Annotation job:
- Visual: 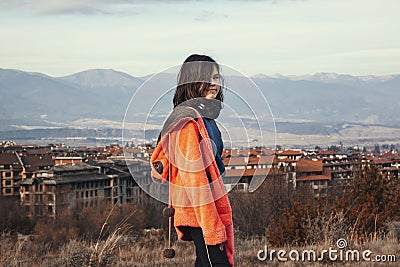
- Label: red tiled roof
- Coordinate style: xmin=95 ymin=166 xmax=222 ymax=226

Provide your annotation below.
xmin=222 ymin=149 xmax=240 ymax=158
xmin=277 ymin=158 xmax=297 ymax=163
xmin=263 ymin=149 xmax=277 ymax=155
xmin=297 ymin=175 xmax=331 ymax=181
xmin=372 ymin=158 xmax=394 ymax=164
xmin=125 ymin=148 xmax=142 ymax=154
xmin=248 ymin=155 xmax=275 ymax=165
xmin=379 ymin=152 xmax=400 ymax=160
xmin=238 ymin=149 xmax=269 ymax=156
xmin=223 ymin=148 xmax=275 ymax=159
xmin=296 ymin=158 xmax=323 ymax=173
xmin=111 ymin=148 xmax=124 ymax=155
xmin=223 ymin=156 xmax=246 ymax=166
xmin=225 ymin=168 xmax=271 ymax=178
xmin=278 ymin=150 xmax=303 ymax=156
xmin=224 ymin=155 xmax=276 ymax=166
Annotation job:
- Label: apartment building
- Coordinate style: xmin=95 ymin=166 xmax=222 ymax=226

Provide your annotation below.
xmin=19 ymin=163 xmax=114 ymax=218
xmin=0 ymin=152 xmax=23 ymax=198
xmin=18 ymin=156 xmax=151 ymax=218
xmin=0 ymin=150 xmax=54 ymax=198
xmin=295 ymin=158 xmax=331 ymax=198
xmin=223 ymin=149 xmax=276 ymax=192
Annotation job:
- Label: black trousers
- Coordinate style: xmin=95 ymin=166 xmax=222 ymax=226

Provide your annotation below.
xmin=181 ymin=226 xmax=231 ymax=267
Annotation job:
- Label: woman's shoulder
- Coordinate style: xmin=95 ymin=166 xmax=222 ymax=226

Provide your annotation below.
xmin=161 ymin=106 xmax=198 ymax=135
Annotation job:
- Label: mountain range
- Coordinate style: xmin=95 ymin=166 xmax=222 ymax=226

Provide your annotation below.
xmin=1 ymin=68 xmax=399 ymax=147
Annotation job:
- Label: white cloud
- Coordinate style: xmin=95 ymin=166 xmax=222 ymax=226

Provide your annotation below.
xmin=0 ymin=0 xmax=294 ymax=16
xmin=1 ymin=0 xmax=143 ymax=16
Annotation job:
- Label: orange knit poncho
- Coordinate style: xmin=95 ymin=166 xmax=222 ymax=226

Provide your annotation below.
xmin=151 ymin=110 xmax=234 ymax=266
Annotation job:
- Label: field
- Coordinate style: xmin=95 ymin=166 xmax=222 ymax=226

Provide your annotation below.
xmin=1 ymin=230 xmax=399 ymax=266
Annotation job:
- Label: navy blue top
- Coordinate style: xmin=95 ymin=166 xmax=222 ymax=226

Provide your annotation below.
xmin=203 ymin=118 xmax=225 ymax=177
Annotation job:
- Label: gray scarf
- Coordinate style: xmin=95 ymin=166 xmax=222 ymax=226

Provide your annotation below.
xmin=158 ymin=98 xmax=222 ymax=141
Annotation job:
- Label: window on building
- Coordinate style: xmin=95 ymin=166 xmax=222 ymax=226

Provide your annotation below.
xmin=48 ymin=194 xmax=53 ymax=202
xmin=90 ymin=191 xmax=93 ymax=197
xmin=24 ymin=185 xmax=30 ymax=192
xmin=5 ymin=180 xmax=12 ymax=186
xmin=5 ymin=188 xmax=12 ymax=194
xmin=25 ymin=194 xmax=30 ymax=201
xmin=48 ymin=206 xmax=53 ymax=214
xmin=37 ymin=195 xmax=43 ymax=202
xmin=25 ymin=206 xmax=30 ymax=213
xmin=5 ymin=172 xmax=11 ymax=177
xmin=86 ymin=191 xmax=88 ymax=198
xmin=105 ymin=189 xmax=111 ymax=198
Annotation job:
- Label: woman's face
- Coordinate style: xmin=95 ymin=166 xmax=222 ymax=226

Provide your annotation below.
xmin=202 ymin=66 xmax=220 ymax=99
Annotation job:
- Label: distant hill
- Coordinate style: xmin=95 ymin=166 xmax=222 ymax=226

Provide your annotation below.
xmin=0 ymin=68 xmax=143 ymax=131
xmin=59 ymin=69 xmax=142 ymax=92
xmin=1 ymin=68 xmax=399 ymax=146
xmin=252 ymin=75 xmax=400 ymax=126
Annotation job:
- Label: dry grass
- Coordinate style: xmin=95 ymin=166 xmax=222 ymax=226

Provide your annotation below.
xmin=1 ymin=203 xmax=399 ymax=266
xmin=1 ymin=230 xmax=398 ymax=266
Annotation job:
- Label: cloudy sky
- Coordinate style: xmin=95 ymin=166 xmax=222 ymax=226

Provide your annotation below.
xmin=0 ymin=0 xmax=399 ymax=77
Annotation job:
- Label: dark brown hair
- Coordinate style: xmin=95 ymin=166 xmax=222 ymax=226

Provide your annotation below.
xmin=173 ymin=54 xmax=224 ymax=107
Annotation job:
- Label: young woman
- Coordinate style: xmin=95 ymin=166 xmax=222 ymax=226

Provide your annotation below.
xmin=151 ymin=54 xmax=234 ymax=266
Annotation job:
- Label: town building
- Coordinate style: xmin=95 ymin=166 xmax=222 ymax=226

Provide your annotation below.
xmin=0 ymin=152 xmax=23 ymax=198
xmin=295 ymin=158 xmax=331 ymax=198
xmin=2 ymin=140 xmax=400 ymax=219
xmin=0 ymin=151 xmax=54 ymax=198
xmin=19 ymin=163 xmax=114 ymax=218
